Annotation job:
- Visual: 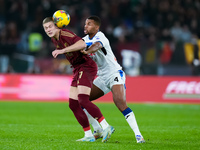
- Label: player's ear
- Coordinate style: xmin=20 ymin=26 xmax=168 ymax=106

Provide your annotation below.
xmin=96 ymin=25 xmax=99 ymax=31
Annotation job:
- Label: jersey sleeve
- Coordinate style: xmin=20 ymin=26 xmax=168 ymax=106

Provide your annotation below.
xmin=61 ymin=29 xmax=82 ymax=45
xmin=95 ymin=32 xmax=109 ymax=48
xmin=72 ymin=35 xmax=82 ymax=43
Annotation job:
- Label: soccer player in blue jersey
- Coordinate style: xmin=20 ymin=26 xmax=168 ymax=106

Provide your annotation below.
xmin=81 ymin=16 xmax=145 ymax=143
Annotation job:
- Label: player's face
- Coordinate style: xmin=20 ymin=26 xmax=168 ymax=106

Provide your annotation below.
xmin=43 ymin=21 xmax=58 ymax=38
xmin=84 ymin=19 xmax=99 ymax=35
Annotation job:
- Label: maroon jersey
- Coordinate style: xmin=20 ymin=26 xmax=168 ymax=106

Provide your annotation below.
xmin=51 ymin=29 xmax=90 ymax=68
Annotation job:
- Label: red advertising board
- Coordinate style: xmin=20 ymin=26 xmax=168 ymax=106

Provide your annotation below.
xmin=0 ymin=74 xmax=72 ymax=101
xmin=98 ymin=76 xmax=200 ymax=103
xmin=0 ymin=74 xmax=200 ymax=103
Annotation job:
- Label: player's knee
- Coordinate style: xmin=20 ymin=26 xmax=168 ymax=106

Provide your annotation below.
xmin=78 ymin=94 xmax=90 ymax=108
xmin=113 ymin=97 xmax=127 ymax=111
xmin=69 ymin=98 xmax=79 ymax=111
xmin=113 ymin=96 xmax=125 ymax=104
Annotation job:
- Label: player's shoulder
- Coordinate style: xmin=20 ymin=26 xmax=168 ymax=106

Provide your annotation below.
xmin=93 ymin=31 xmax=106 ymax=41
xmin=60 ymin=28 xmax=76 ymax=37
xmin=95 ymin=31 xmax=105 ymax=37
xmin=82 ymin=35 xmax=89 ymax=40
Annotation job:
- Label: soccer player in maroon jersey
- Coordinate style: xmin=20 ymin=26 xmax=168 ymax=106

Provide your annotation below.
xmin=42 ymin=17 xmax=114 ymax=142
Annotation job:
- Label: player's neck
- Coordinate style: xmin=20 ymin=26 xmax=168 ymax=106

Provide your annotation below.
xmin=89 ymin=31 xmax=98 ymax=39
xmin=54 ymin=29 xmax=60 ymax=40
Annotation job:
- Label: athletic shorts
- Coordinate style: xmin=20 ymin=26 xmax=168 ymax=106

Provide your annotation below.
xmin=93 ymin=70 xmax=126 ymax=94
xmin=71 ymin=60 xmax=97 ymax=88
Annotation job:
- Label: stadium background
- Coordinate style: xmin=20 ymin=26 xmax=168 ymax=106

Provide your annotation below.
xmin=0 ymin=1 xmax=200 ymax=150
xmin=0 ymin=0 xmax=200 ymax=103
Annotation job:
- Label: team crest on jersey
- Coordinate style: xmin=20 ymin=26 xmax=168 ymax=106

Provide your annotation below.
xmin=95 ymin=36 xmax=100 ymax=40
xmin=64 ymin=43 xmax=68 ymax=47
xmin=57 ymin=45 xmax=59 ymax=48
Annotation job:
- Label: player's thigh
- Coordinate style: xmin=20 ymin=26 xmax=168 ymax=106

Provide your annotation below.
xmin=109 ymin=70 xmax=126 ymax=90
xmin=77 ymin=85 xmax=91 ymax=95
xmin=93 ymin=76 xmax=110 ymax=95
xmin=90 ymin=83 xmax=104 ymax=101
xmin=110 ymin=70 xmax=126 ymax=100
xmin=69 ymin=86 xmax=78 ymax=100
xmin=78 ymin=65 xmax=97 ymax=88
xmin=109 ymin=71 xmax=127 ymax=111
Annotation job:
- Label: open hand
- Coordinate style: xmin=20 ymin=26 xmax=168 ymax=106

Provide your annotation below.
xmin=52 ymin=49 xmax=64 ymax=58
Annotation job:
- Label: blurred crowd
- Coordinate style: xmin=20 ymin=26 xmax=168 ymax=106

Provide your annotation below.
xmin=0 ymin=0 xmax=200 ymax=75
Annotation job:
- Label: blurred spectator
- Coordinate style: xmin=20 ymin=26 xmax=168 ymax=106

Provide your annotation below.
xmin=184 ymin=35 xmax=200 ymax=76
xmin=180 ymin=25 xmax=192 ymax=42
xmin=121 ymin=50 xmax=141 ymax=76
xmin=170 ymin=22 xmax=182 ymax=42
xmin=28 ymin=32 xmax=43 ymax=56
xmin=0 ymin=22 xmax=19 ymax=57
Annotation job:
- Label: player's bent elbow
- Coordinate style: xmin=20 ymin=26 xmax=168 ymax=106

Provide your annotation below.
xmin=79 ymin=40 xmax=87 ymax=49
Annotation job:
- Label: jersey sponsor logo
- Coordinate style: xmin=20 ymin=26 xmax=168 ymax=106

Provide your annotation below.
xmin=164 ymin=81 xmax=200 ymax=99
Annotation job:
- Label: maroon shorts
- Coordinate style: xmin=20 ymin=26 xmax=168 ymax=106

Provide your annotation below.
xmin=71 ymin=59 xmax=97 ymax=88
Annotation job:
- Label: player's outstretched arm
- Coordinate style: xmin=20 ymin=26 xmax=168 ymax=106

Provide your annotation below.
xmin=81 ymin=42 xmax=102 ymax=54
xmin=52 ymin=40 xmax=86 ymax=58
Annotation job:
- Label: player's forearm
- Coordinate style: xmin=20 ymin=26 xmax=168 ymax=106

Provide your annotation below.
xmin=87 ymin=42 xmax=102 ymax=53
xmin=63 ymin=40 xmax=86 ymax=53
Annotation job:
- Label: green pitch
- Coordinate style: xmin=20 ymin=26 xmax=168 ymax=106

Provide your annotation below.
xmin=0 ymin=101 xmax=199 ymax=150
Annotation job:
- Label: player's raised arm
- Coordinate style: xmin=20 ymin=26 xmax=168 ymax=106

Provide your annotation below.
xmin=52 ymin=39 xmax=86 ymax=58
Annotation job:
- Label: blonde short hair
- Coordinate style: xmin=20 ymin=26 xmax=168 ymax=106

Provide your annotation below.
xmin=42 ymin=17 xmax=53 ymax=24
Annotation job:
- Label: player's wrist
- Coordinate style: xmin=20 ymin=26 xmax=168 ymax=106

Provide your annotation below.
xmin=63 ymin=48 xmax=68 ymax=53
